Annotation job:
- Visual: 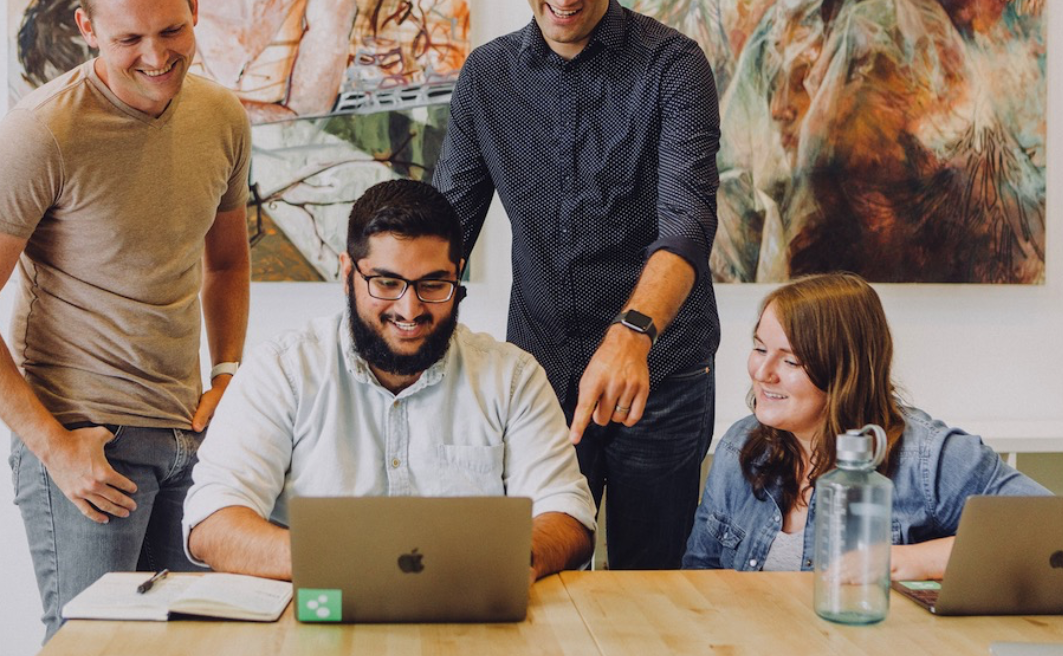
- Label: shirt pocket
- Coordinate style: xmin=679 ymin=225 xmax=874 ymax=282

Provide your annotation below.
xmin=707 ymin=512 xmax=746 ymax=570
xmin=434 ymin=444 xmax=506 ymax=496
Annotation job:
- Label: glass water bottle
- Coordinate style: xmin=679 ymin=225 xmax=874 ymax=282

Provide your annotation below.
xmin=813 ymin=424 xmax=893 ymax=625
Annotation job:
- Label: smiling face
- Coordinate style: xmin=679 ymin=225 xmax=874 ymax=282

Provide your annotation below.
xmin=342 ymin=233 xmax=461 ymax=391
xmin=75 ymin=0 xmax=198 ymax=117
xmin=747 ymin=302 xmax=828 ymax=446
xmin=526 ymin=0 xmax=610 ymax=60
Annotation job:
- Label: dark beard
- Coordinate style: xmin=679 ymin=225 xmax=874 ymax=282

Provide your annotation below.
xmin=347 ymin=282 xmax=459 ymax=377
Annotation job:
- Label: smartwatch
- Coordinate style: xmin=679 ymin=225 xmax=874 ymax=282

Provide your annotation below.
xmin=611 ymin=309 xmax=658 ymax=345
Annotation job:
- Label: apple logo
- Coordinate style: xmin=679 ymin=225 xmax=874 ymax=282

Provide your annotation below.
xmin=398 ymin=548 xmax=425 ymax=573
xmin=1051 ymin=551 xmax=1063 ymax=569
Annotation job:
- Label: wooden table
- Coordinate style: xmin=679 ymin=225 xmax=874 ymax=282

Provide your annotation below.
xmin=37 ymin=575 xmax=599 ymax=656
xmin=560 ymin=571 xmax=1063 ymax=655
xmin=39 ymin=572 xmax=1063 ymax=655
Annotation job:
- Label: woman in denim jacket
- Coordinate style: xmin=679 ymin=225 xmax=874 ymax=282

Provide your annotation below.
xmin=682 ymin=273 xmax=1050 ymax=579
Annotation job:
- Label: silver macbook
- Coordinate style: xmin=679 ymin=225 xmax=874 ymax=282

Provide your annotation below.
xmin=893 ymin=496 xmax=1063 ymax=615
xmin=289 ymin=496 xmax=532 ymax=623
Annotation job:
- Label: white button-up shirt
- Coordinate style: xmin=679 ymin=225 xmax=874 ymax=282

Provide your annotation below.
xmin=183 ymin=311 xmax=596 ymax=562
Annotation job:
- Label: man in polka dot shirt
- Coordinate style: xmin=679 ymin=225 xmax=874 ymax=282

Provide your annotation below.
xmin=434 ymin=0 xmax=720 ymax=569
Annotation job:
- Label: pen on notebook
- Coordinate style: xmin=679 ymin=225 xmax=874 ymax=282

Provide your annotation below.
xmin=137 ymin=569 xmax=169 ymax=594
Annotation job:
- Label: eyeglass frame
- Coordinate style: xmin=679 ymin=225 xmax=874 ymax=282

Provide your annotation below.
xmin=352 ymin=263 xmax=462 ymax=304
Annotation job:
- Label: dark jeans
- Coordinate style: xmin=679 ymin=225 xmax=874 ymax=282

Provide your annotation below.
xmin=10 ymin=425 xmax=204 ymax=642
xmin=567 ymin=361 xmax=715 ymax=570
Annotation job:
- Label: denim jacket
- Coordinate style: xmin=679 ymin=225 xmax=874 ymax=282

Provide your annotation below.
xmin=682 ymin=407 xmax=1050 ymax=571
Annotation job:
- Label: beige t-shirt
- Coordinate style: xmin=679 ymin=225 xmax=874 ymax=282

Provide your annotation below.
xmin=0 ymin=60 xmax=251 ymax=428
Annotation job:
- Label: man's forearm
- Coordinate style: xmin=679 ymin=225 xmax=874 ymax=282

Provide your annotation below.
xmin=530 ymin=512 xmax=594 ymax=580
xmin=189 ymin=506 xmax=292 ymax=580
xmin=201 ymin=265 xmax=250 ymax=368
xmin=201 ymin=206 xmax=251 ymax=368
xmin=0 ymin=333 xmax=67 ymax=459
xmin=622 ymin=250 xmax=696 ymax=336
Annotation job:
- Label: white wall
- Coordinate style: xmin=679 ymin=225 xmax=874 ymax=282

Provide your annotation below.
xmin=1 ymin=2 xmax=1059 ymax=654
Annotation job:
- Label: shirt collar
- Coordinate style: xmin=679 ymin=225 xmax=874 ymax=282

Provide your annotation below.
xmin=340 ymin=305 xmax=453 ymax=397
xmin=85 ymin=58 xmax=182 ymax=126
xmin=520 ymin=0 xmax=627 ymax=62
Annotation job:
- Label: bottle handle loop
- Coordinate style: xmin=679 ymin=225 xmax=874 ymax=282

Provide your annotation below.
xmin=855 ymin=424 xmax=887 ymax=468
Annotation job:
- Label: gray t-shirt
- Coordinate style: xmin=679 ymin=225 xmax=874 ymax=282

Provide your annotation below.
xmin=763 ymin=528 xmax=805 ymax=571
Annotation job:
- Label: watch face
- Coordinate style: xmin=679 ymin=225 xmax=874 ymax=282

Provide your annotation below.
xmin=622 ymin=310 xmax=653 ymax=333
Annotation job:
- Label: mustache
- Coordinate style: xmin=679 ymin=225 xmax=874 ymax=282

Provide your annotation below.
xmin=381 ymin=313 xmax=432 ymax=325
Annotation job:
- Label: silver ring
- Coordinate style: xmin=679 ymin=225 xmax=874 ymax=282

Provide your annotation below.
xmin=614 ymin=405 xmax=631 ymax=414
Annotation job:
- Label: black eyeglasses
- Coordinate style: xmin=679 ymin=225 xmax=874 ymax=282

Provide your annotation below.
xmin=353 ymin=265 xmax=459 ymax=303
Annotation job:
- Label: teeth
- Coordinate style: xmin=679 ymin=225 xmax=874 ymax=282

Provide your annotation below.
xmin=549 ymin=5 xmax=578 ymax=17
xmin=394 ymin=321 xmax=418 ymax=331
xmin=142 ymin=61 xmax=176 ymax=77
xmin=764 ymin=392 xmax=785 ymax=400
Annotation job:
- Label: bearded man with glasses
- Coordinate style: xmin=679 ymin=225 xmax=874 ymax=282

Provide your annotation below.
xmin=183 ymin=179 xmax=596 ymax=584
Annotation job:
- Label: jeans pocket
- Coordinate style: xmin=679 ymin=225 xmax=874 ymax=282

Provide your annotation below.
xmin=666 ymin=362 xmax=712 ymax=381
xmin=104 ymin=425 xmax=126 ymax=448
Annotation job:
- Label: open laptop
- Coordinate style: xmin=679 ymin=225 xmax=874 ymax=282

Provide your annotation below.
xmin=892 ymin=496 xmax=1063 ymax=615
xmin=289 ymin=496 xmax=532 ymax=623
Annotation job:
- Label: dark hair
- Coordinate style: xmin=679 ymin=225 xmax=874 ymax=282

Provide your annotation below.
xmin=346 ymin=179 xmax=463 ymax=268
xmin=739 ymin=272 xmax=905 ymax=513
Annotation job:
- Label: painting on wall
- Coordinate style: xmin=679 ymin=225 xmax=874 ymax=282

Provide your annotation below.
xmin=8 ymin=0 xmax=470 ymax=281
xmin=624 ymin=0 xmax=1046 ymax=283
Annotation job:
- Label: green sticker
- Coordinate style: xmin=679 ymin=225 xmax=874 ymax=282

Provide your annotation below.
xmin=899 ymin=581 xmax=941 ymax=590
xmin=297 ymin=588 xmax=342 ymax=622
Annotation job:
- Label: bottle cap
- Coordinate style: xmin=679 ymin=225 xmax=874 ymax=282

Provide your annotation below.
xmin=836 ymin=424 xmax=887 ymax=470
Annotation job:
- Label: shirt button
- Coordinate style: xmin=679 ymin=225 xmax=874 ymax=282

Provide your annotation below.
xmin=749 ymin=559 xmax=758 ymax=567
xmin=391 ymin=458 xmax=401 ymax=468
xmin=805 ymin=559 xmax=813 ymax=567
xmin=392 ymin=400 xmax=400 ymax=408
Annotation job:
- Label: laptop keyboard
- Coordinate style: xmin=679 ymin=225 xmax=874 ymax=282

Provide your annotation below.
xmin=903 ymin=586 xmax=939 ymax=607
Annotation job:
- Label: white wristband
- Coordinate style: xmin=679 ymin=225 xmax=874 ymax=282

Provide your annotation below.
xmin=210 ymin=361 xmax=240 ymax=380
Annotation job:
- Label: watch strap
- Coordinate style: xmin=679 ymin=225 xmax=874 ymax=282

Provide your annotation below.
xmin=210 ymin=361 xmax=240 ymax=380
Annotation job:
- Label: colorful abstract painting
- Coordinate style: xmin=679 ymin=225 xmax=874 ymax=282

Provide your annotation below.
xmin=624 ymin=0 xmax=1046 ymax=283
xmin=8 ymin=0 xmax=470 ymax=281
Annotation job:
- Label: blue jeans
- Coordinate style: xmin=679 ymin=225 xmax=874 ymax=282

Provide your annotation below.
xmin=9 ymin=426 xmax=204 ymax=642
xmin=568 ymin=362 xmax=715 ymax=570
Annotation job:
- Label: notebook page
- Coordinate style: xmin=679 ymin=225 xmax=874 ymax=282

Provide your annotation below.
xmin=62 ymin=573 xmax=197 ymax=621
xmin=169 ymin=574 xmax=292 ymax=621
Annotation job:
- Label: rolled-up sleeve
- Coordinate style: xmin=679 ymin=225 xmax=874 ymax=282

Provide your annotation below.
xmin=646 ymin=41 xmax=721 ymax=281
xmin=182 ymin=343 xmax=298 ymax=565
xmin=501 ymin=354 xmax=597 ymax=532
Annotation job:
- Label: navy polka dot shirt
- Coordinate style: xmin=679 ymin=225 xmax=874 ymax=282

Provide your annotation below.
xmin=435 ymin=0 xmax=721 ymax=406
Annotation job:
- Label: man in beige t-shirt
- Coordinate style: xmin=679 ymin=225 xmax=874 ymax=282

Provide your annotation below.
xmin=0 ymin=0 xmax=251 ymax=641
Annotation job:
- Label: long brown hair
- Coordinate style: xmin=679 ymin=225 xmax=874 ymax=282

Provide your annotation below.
xmin=739 ymin=273 xmax=905 ymax=513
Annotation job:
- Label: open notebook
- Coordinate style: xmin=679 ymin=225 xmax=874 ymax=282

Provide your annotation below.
xmin=62 ymin=572 xmax=292 ymax=622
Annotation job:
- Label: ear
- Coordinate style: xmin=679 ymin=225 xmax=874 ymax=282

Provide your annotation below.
xmin=189 ymin=0 xmax=199 ymax=26
xmin=458 ymin=257 xmax=467 ymax=280
xmin=74 ymin=8 xmax=99 ymax=49
xmin=339 ymin=253 xmax=353 ymax=293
